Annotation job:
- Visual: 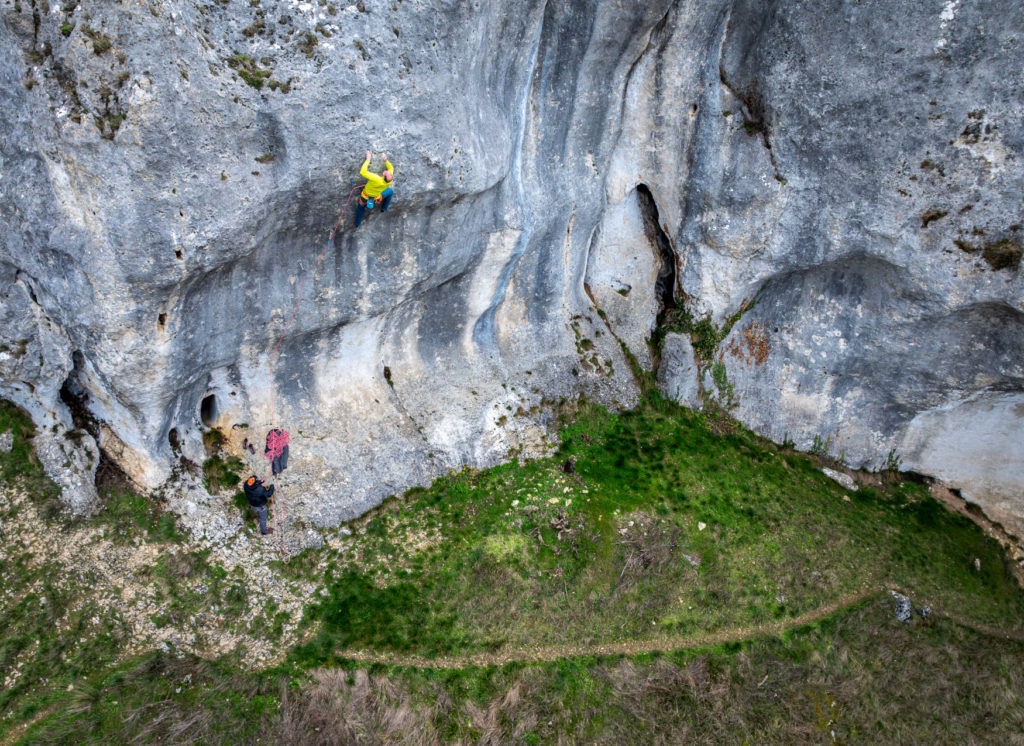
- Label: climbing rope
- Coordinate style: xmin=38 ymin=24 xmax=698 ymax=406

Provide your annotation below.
xmin=264 ymin=429 xmax=290 ymax=557
xmin=260 ymin=179 xmax=366 ymax=559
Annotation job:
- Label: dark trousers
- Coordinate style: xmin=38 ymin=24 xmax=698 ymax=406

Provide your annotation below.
xmin=271 ymin=444 xmax=289 ymax=475
xmin=254 ymin=504 xmax=268 ymax=533
xmin=354 ymin=188 xmax=393 ymax=227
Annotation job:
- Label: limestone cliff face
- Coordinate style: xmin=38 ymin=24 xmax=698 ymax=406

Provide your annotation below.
xmin=1 ymin=0 xmax=1021 ymax=541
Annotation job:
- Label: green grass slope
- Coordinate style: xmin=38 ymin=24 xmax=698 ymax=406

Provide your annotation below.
xmin=2 ymin=395 xmax=1023 ymax=744
xmin=293 ymin=395 xmax=1023 ymax=664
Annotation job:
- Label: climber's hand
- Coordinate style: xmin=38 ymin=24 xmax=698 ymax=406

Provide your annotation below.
xmin=366 ymin=150 xmax=372 ymax=161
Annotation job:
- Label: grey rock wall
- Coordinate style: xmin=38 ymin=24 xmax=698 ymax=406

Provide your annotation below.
xmin=686 ymin=0 xmax=1024 ymax=534
xmin=1 ymin=0 xmax=1021 ymax=539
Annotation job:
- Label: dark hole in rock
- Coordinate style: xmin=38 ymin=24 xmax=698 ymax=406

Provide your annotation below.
xmin=200 ymin=394 xmax=218 ymax=427
xmin=168 ymin=427 xmax=180 ymax=450
xmin=59 ymin=351 xmax=97 ymax=438
xmin=636 ymin=183 xmax=676 ymax=316
xmin=158 ymin=313 xmax=167 ymax=328
xmin=175 ymin=249 xmax=183 ymax=260
xmin=383 ymin=366 xmax=392 ymax=381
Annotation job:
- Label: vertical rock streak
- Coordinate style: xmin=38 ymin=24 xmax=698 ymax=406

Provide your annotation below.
xmin=471 ymin=0 xmax=548 ymax=351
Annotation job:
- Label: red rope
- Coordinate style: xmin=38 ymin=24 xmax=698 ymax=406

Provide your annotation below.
xmin=265 ymin=429 xmax=289 ymax=461
xmin=262 ymin=181 xmax=365 ymax=559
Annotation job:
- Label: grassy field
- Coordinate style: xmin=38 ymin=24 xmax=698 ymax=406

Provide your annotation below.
xmin=2 ymin=394 xmax=1024 ymax=744
xmin=291 ymin=394 xmax=1023 ymax=664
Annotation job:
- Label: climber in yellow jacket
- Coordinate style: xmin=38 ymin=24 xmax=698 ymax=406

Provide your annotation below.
xmin=355 ymin=150 xmax=394 ymax=227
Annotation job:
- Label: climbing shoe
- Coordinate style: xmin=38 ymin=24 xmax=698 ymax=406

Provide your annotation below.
xmin=261 ymin=528 xmax=274 ymax=535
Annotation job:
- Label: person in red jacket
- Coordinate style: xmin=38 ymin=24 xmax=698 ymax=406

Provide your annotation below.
xmin=355 ymin=150 xmax=394 ymax=227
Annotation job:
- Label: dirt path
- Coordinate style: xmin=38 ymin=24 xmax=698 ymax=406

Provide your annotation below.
xmin=336 ymin=588 xmax=880 ymax=669
xmin=334 ymin=587 xmax=1024 ymax=670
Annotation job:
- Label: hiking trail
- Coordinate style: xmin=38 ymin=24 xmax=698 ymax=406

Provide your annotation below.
xmin=331 ymin=585 xmax=1024 ymax=670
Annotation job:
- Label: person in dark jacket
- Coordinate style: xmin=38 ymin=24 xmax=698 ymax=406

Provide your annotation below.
xmin=243 ymin=475 xmax=275 ymax=535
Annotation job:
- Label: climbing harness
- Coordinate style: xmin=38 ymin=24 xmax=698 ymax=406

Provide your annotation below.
xmin=260 ymin=179 xmax=366 ymax=559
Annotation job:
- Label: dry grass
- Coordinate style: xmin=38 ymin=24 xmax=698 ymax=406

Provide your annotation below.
xmin=273 ymin=669 xmax=443 ymax=745
xmin=613 ymin=512 xmax=686 ymax=593
xmin=278 ymin=597 xmax=1024 ymax=744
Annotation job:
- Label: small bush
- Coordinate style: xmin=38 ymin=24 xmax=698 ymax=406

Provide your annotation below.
xmin=299 ymin=32 xmax=318 ymax=58
xmin=203 ymin=455 xmax=244 ymax=493
xmin=202 ymin=427 xmax=225 ymax=454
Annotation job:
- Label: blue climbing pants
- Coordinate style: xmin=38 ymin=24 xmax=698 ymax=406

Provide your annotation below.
xmin=354 ymin=187 xmax=393 ymax=227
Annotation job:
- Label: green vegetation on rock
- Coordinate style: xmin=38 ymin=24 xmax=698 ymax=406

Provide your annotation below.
xmin=0 ymin=401 xmax=59 ymax=502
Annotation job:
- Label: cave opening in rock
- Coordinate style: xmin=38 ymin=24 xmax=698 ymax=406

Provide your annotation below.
xmin=200 ymin=394 xmax=218 ymax=427
xmin=59 ymin=351 xmax=96 ymax=438
xmin=168 ymin=427 xmax=180 ymax=451
xmin=635 ymin=183 xmax=677 ymax=317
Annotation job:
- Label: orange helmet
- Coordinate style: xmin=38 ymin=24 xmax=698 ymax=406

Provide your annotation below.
xmin=247 ymin=476 xmax=257 ymax=486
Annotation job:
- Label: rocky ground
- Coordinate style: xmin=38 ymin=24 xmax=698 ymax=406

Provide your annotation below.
xmin=0 ymin=482 xmax=325 ymax=680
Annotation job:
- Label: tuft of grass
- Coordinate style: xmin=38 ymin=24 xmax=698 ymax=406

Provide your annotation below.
xmin=955 ymin=236 xmax=1023 ymax=271
xmin=226 ymin=53 xmax=272 ymax=89
xmin=93 ymin=486 xmax=181 ymax=543
xmin=202 ymin=427 xmax=225 ymax=454
xmin=242 ymin=18 xmax=265 ymax=37
xmin=0 ymin=400 xmax=60 ymax=500
xmin=81 ymin=26 xmax=112 ymax=54
xmin=920 ymin=209 xmax=948 ymax=228
xmin=202 ymin=455 xmax=244 ymax=493
xmin=299 ymin=32 xmax=318 ymax=58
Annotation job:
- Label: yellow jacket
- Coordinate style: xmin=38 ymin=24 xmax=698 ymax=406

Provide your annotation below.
xmin=360 ymin=159 xmax=394 ymax=199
